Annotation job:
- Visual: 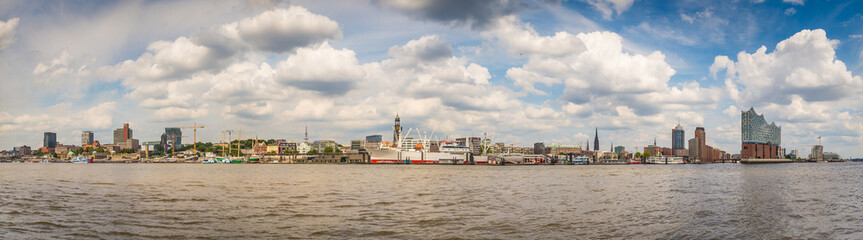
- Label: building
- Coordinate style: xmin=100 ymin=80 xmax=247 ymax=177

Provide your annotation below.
xmin=312 ymin=140 xmax=339 ymax=153
xmin=593 ymin=127 xmax=599 ymax=151
xmin=614 ymin=146 xmax=625 ymax=154
xmin=165 ymin=128 xmax=182 ymax=147
xmin=688 ymin=138 xmax=699 ymax=160
xmin=366 ymin=135 xmax=382 ymax=143
xmin=280 ymin=142 xmax=297 ymax=153
xmin=823 ymin=152 xmax=840 ymax=161
xmin=470 ymin=137 xmax=482 ymax=154
xmin=14 ymin=145 xmax=31 ymax=156
xmin=351 ymin=140 xmax=366 ymax=150
xmin=741 ymin=108 xmax=781 ymax=159
xmin=81 ymin=131 xmax=94 ymax=146
xmin=534 ymin=142 xmax=545 ymax=154
xmin=810 ymin=145 xmax=823 ymax=161
xmin=672 ymin=124 xmax=686 ymax=156
xmin=43 ymin=132 xmax=57 ymax=148
xmin=297 ymin=142 xmax=311 ymax=154
xmin=790 ymin=149 xmax=799 ymax=159
xmin=695 ymin=127 xmax=707 ymax=163
xmin=254 ymin=141 xmax=267 ymax=154
xmin=548 ymin=143 xmax=581 ymax=155
xmin=266 ymin=145 xmax=280 ymax=153
xmin=113 ymin=123 xmax=133 ymax=145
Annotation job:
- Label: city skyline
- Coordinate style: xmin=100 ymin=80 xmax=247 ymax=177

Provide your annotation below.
xmin=1 ymin=1 xmax=863 ymax=157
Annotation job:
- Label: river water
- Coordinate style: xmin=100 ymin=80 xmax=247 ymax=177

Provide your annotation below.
xmin=1 ymin=163 xmax=861 ymax=239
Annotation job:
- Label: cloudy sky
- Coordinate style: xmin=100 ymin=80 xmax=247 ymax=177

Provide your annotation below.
xmin=1 ymin=0 xmax=862 ymax=157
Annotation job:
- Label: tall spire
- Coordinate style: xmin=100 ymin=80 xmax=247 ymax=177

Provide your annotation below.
xmin=593 ymin=127 xmax=599 ymax=151
xmin=654 ymin=137 xmax=657 ymax=146
xmin=304 ymin=125 xmax=309 ymax=142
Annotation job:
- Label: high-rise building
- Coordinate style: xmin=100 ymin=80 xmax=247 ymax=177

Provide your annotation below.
xmin=164 ymin=128 xmax=182 ymax=148
xmin=366 ymin=135 xmax=382 ymax=143
xmin=534 ymin=142 xmax=545 ymax=154
xmin=614 ymin=146 xmax=625 ymax=154
xmin=43 ymin=132 xmax=57 ymax=148
xmin=81 ymin=131 xmax=94 ymax=146
xmin=695 ymin=127 xmax=707 ymax=163
xmin=113 ymin=123 xmax=133 ymax=144
xmin=672 ymin=124 xmax=685 ymax=149
xmin=810 ymin=145 xmax=823 ymax=161
xmin=688 ymin=138 xmax=699 ymax=160
xmin=741 ymin=108 xmax=781 ymax=159
xmin=593 ymin=127 xmax=599 ymax=151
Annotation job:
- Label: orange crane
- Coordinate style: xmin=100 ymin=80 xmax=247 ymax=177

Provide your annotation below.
xmin=172 ymin=122 xmax=205 ymax=153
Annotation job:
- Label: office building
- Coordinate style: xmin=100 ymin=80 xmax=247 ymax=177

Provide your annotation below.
xmin=688 ymin=138 xmax=699 ymax=160
xmin=43 ymin=132 xmax=57 ymax=148
xmin=113 ymin=123 xmax=133 ymax=145
xmin=534 ymin=142 xmax=545 ymax=154
xmin=695 ymin=127 xmax=707 ymax=163
xmin=672 ymin=124 xmax=686 ymax=156
xmin=614 ymin=146 xmax=625 ymax=154
xmin=81 ymin=131 xmax=94 ymax=146
xmin=366 ymin=135 xmax=382 ymax=143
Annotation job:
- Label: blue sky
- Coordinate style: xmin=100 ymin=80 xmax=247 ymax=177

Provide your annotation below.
xmin=1 ymin=0 xmax=862 ymax=158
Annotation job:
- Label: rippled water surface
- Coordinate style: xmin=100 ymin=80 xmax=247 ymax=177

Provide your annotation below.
xmin=1 ymin=163 xmax=862 ymax=239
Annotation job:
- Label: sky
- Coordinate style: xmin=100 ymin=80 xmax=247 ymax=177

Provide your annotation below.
xmin=1 ymin=0 xmax=862 ymax=158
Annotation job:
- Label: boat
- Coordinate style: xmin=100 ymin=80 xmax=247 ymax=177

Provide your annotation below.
xmin=202 ymin=158 xmax=216 ymax=163
xmin=248 ymin=155 xmax=261 ymax=163
xmin=71 ymin=156 xmax=91 ymax=163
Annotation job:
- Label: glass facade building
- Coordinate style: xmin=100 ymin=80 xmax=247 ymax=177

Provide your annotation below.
xmin=672 ymin=124 xmax=685 ymax=150
xmin=741 ymin=108 xmax=781 ymax=146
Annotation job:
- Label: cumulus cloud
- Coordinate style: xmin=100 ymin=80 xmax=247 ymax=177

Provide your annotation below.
xmin=489 ymin=16 xmax=586 ymax=57
xmin=236 ymin=6 xmax=342 ymax=53
xmin=32 ymin=50 xmax=93 ymax=86
xmin=275 ymin=42 xmax=364 ymax=95
xmin=388 ymin=35 xmax=453 ymax=64
xmin=710 ymin=29 xmax=863 ymax=107
xmin=0 ymin=17 xmax=19 ymax=51
xmin=375 ymin=0 xmax=531 ymax=30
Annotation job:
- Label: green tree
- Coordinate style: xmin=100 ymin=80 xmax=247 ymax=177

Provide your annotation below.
xmin=635 ymin=152 xmax=642 ymax=158
xmin=324 ymin=147 xmax=334 ymax=153
xmin=308 ymin=149 xmax=319 ymax=154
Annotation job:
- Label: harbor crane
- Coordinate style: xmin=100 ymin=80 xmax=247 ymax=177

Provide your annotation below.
xmin=171 ymin=122 xmax=205 ymax=153
xmin=166 ymin=134 xmax=188 ymax=157
xmin=222 ymin=130 xmax=235 ymax=157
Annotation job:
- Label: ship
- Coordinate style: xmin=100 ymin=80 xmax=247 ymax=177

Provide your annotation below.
xmin=367 ymin=115 xmax=489 ymax=164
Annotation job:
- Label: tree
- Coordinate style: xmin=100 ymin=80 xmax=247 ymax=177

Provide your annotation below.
xmin=635 ymin=152 xmax=642 ymax=158
xmin=308 ymin=149 xmax=319 ymax=154
xmin=324 ymin=147 xmax=334 ymax=153
xmin=643 ymin=152 xmax=651 ymax=159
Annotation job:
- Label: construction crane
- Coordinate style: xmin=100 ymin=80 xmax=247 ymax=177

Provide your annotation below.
xmin=222 ymin=130 xmax=234 ymax=158
xmin=166 ymin=134 xmax=188 ymax=157
xmin=171 ymin=122 xmax=205 ymax=153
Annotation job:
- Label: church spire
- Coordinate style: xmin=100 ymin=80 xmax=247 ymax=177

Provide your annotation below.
xmin=593 ymin=127 xmax=599 ymax=151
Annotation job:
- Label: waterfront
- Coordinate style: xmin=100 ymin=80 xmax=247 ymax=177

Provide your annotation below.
xmin=1 ymin=163 xmax=862 ymax=239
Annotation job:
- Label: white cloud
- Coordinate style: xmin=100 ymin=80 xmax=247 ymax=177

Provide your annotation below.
xmin=783 ymin=0 xmax=804 ymax=5
xmin=275 ymin=42 xmax=365 ymax=95
xmin=785 ymin=8 xmax=796 ymax=16
xmin=489 ymin=16 xmax=586 ymax=57
xmin=582 ymin=0 xmax=636 ymax=20
xmin=0 ymin=17 xmax=19 ymax=51
xmin=711 ymin=29 xmax=863 ymax=107
xmin=236 ymin=6 xmax=342 ymax=53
